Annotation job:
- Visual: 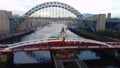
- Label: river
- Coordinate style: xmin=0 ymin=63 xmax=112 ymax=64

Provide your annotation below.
xmin=13 ymin=22 xmax=120 ymax=68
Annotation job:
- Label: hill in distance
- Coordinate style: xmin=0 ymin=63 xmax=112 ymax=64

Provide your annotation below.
xmin=82 ymin=13 xmax=93 ymax=17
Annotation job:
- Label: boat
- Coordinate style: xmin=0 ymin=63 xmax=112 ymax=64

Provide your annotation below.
xmin=58 ymin=27 xmax=68 ymax=40
xmin=47 ymin=27 xmax=68 ymax=41
xmin=47 ymin=36 xmax=59 ymax=40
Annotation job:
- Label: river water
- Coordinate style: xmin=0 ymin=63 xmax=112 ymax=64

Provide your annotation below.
xmin=13 ymin=22 xmax=120 ymax=68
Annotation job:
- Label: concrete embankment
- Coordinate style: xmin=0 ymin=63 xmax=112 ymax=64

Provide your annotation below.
xmin=0 ymin=30 xmax=34 ymax=43
xmin=68 ymin=27 xmax=119 ymax=42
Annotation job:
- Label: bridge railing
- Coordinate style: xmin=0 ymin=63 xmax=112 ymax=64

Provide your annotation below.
xmin=3 ymin=40 xmax=112 ymax=48
xmin=106 ymin=42 xmax=120 ymax=45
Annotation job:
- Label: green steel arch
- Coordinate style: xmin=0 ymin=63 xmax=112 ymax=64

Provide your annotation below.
xmin=13 ymin=1 xmax=95 ymax=31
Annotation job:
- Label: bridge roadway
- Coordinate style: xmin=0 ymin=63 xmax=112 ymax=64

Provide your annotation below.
xmin=53 ymin=59 xmax=88 ymax=68
xmin=52 ymin=50 xmax=88 ymax=68
xmin=0 ymin=39 xmax=120 ymax=53
xmin=12 ymin=17 xmax=77 ymax=20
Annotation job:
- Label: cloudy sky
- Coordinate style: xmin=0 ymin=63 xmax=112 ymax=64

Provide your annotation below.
xmin=0 ymin=0 xmax=120 ymax=18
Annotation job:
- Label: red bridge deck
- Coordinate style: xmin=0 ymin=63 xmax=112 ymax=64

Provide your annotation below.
xmin=0 ymin=40 xmax=120 ymax=53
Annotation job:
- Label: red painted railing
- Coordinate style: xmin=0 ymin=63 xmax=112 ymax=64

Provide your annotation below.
xmin=0 ymin=40 xmax=120 ymax=53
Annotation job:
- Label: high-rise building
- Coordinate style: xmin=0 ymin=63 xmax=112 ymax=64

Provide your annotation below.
xmin=0 ymin=10 xmax=12 ymax=33
xmin=93 ymin=15 xmax=99 ymax=21
xmin=107 ymin=13 xmax=111 ymax=19
xmin=93 ymin=14 xmax=106 ymax=31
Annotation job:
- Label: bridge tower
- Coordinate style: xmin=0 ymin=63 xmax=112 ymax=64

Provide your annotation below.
xmin=0 ymin=10 xmax=12 ymax=33
xmin=93 ymin=14 xmax=106 ymax=31
xmin=107 ymin=13 xmax=111 ymax=19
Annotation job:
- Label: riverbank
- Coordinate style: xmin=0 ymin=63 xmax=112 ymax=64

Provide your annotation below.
xmin=68 ymin=27 xmax=120 ymax=42
xmin=0 ymin=30 xmax=34 ymax=44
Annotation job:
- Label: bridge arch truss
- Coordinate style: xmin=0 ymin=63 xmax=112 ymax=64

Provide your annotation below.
xmin=24 ymin=2 xmax=83 ymax=19
xmin=13 ymin=1 xmax=95 ymax=31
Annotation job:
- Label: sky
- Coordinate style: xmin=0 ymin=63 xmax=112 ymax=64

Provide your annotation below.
xmin=0 ymin=0 xmax=120 ymax=18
